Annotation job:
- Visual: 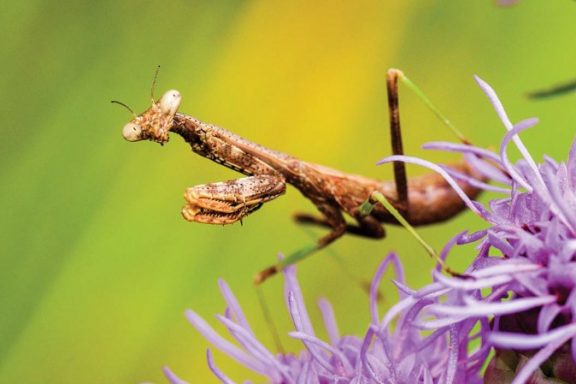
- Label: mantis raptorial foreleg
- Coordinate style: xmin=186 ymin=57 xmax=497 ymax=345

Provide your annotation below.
xmin=182 ymin=175 xmax=286 ymax=224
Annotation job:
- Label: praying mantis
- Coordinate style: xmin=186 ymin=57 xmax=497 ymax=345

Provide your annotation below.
xmin=115 ymin=69 xmax=485 ymax=283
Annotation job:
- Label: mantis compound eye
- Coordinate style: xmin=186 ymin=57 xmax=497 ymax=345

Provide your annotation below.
xmin=158 ymin=89 xmax=181 ymax=115
xmin=122 ymin=121 xmax=143 ymax=141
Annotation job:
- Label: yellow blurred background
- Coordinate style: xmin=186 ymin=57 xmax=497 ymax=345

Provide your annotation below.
xmin=1 ymin=1 xmax=576 ymax=383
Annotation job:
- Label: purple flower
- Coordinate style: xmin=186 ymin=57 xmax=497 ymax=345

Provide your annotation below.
xmin=164 ymin=253 xmax=485 ymax=383
xmin=378 ymin=76 xmax=576 ymax=383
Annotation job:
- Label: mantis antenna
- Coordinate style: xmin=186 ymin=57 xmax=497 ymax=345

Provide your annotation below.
xmin=111 ymin=100 xmax=137 ymax=119
xmin=111 ymin=65 xmax=162 ymax=117
xmin=151 ymin=65 xmax=161 ymax=102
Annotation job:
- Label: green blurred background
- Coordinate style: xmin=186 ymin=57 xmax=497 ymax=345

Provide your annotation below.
xmin=1 ymin=1 xmax=576 ymax=382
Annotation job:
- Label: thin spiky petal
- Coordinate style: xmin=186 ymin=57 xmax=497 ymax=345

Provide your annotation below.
xmin=169 ymin=253 xmax=484 ymax=383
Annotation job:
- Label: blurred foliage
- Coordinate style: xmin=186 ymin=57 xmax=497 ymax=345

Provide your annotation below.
xmin=1 ymin=1 xmax=576 ymax=383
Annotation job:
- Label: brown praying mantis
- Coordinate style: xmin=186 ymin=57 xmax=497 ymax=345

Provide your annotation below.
xmin=115 ymin=69 xmax=485 ymax=284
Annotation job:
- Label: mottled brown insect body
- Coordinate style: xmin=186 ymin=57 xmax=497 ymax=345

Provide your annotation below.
xmin=118 ymin=69 xmax=486 ymax=282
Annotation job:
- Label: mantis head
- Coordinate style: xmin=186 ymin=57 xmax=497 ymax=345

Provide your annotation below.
xmin=114 ymin=89 xmax=182 ymax=145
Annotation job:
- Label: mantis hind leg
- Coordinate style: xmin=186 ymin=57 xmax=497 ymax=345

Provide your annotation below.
xmin=285 ymin=209 xmax=386 ymax=299
xmin=293 ymin=212 xmax=386 ymax=239
xmin=386 ymin=69 xmax=410 ymax=214
xmin=254 ymin=204 xmax=347 ymax=285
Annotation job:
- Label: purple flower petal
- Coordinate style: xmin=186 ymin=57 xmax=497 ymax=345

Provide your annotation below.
xmin=392 ymin=279 xmax=416 ymax=296
xmin=428 ymin=295 xmax=556 ymax=317
xmin=511 ymin=327 xmax=576 ymax=384
xmin=163 ymin=366 xmax=189 ymax=384
xmin=422 ymin=141 xmax=502 ymax=163
xmin=206 ymin=349 xmax=235 ymax=384
xmin=416 ymin=316 xmax=470 ymax=330
xmin=216 ymin=314 xmax=288 ymax=378
xmin=440 ymin=164 xmax=510 ymax=194
xmin=470 ymin=260 xmax=540 ymax=278
xmin=218 ymin=279 xmax=254 ymax=337
xmin=284 ymin=265 xmax=315 ymax=337
xmin=288 ymin=331 xmax=353 ymax=374
xmin=359 ymin=328 xmax=387 ymax=384
xmin=445 ymin=325 xmax=458 ymax=384
xmin=185 ymin=310 xmax=268 ymax=374
xmin=432 ymin=269 xmax=513 ymax=290
xmin=379 ymin=296 xmax=417 ymax=331
xmin=567 ymin=138 xmax=576 ymax=189
xmin=475 ymin=75 xmax=542 ymax=181
xmin=498 ymin=118 xmax=540 ymax=191
xmin=537 ymin=304 xmax=562 ymax=334
xmin=377 ymin=154 xmax=485 ymax=216
xmin=474 ymin=75 xmax=514 ymax=131
xmin=490 ymin=230 xmax=516 ymax=254
xmin=370 ymin=253 xmax=402 ymax=324
xmin=286 ymin=291 xmax=332 ymax=371
xmin=541 ymin=166 xmax=576 ymax=232
xmin=490 ymin=323 xmax=576 ymax=350
xmin=465 ymin=151 xmax=513 ymax=185
xmin=317 ymin=298 xmax=340 ymax=345
xmin=422 ymin=367 xmax=434 ymax=384
xmin=436 ymin=231 xmax=468 ymax=274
